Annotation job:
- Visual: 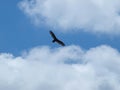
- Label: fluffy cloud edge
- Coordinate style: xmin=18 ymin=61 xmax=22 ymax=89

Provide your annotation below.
xmin=0 ymin=45 xmax=120 ymax=90
xmin=18 ymin=0 xmax=120 ymax=35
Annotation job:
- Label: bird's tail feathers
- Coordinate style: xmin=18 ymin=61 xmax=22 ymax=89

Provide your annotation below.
xmin=52 ymin=39 xmax=56 ymax=43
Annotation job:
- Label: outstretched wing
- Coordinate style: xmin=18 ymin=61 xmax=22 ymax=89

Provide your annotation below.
xmin=49 ymin=30 xmax=65 ymax=46
xmin=49 ymin=30 xmax=57 ymax=39
xmin=56 ymin=39 xmax=65 ymax=46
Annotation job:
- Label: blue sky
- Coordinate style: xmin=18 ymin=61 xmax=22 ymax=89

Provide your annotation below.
xmin=1 ymin=0 xmax=120 ymax=90
xmin=1 ymin=0 xmax=120 ymax=56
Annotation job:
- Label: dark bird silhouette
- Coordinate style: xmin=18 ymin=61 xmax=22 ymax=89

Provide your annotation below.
xmin=49 ymin=30 xmax=65 ymax=46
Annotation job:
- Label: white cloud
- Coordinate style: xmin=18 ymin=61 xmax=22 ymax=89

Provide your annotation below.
xmin=19 ymin=0 xmax=120 ymax=35
xmin=0 ymin=45 xmax=120 ymax=90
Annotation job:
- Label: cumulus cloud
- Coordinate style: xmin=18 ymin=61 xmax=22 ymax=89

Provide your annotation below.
xmin=0 ymin=45 xmax=120 ymax=90
xmin=19 ymin=0 xmax=120 ymax=35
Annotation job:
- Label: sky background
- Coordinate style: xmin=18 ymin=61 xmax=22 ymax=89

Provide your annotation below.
xmin=1 ymin=0 xmax=120 ymax=90
xmin=0 ymin=0 xmax=120 ymax=56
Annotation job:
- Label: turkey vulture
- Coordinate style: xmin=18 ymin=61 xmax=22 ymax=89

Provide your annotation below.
xmin=49 ymin=30 xmax=65 ymax=46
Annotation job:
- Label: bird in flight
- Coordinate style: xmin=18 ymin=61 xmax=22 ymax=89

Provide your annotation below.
xmin=49 ymin=30 xmax=65 ymax=46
